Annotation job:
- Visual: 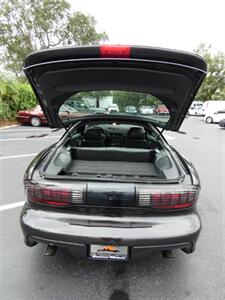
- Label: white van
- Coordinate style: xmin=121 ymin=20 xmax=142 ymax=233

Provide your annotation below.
xmin=201 ymin=100 xmax=225 ymax=116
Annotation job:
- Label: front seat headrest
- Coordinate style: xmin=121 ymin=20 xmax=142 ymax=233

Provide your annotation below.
xmin=127 ymin=127 xmax=146 ymax=139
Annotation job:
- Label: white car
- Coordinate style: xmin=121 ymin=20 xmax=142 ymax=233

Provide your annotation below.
xmin=139 ymin=106 xmax=154 ymax=115
xmin=188 ymin=107 xmax=203 ymax=116
xmin=188 ymin=101 xmax=203 ymax=116
xmin=204 ymin=109 xmax=225 ymax=123
xmin=107 ymin=104 xmax=119 ymax=113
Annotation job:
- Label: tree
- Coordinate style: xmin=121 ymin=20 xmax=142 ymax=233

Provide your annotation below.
xmin=194 ymin=44 xmax=225 ymax=101
xmin=112 ymin=91 xmax=160 ymax=110
xmin=66 ymin=12 xmax=108 ymax=46
xmin=0 ymin=74 xmax=37 ymax=119
xmin=0 ymin=0 xmax=108 ymax=75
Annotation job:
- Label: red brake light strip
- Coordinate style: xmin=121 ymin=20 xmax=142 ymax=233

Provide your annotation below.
xmin=100 ymin=45 xmax=131 ymax=58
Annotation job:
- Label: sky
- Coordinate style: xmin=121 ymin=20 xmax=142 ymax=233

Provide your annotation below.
xmin=70 ymin=0 xmax=225 ymax=53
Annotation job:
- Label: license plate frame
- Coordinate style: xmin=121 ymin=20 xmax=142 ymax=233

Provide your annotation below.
xmin=89 ymin=244 xmax=129 ymax=261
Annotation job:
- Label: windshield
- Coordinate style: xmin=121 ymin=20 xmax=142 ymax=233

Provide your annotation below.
xmin=58 ymin=91 xmax=170 ymax=127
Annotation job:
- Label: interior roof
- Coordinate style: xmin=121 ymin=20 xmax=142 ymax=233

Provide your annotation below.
xmin=39 ymin=66 xmax=192 ymax=111
xmin=24 ymin=57 xmax=206 ymax=130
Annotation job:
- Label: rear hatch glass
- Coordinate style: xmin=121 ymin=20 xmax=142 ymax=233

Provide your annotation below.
xmin=58 ymin=91 xmax=170 ymax=127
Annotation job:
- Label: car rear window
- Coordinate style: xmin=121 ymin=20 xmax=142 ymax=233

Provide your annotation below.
xmin=58 ymin=91 xmax=170 ymax=126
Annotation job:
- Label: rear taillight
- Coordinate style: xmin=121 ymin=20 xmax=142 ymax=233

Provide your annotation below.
xmin=26 ymin=183 xmax=84 ymax=207
xmin=138 ymin=186 xmax=199 ymax=210
xmin=100 ymin=45 xmax=131 ymax=58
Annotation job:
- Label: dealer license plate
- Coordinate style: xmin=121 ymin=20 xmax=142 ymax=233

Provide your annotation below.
xmin=90 ymin=244 xmax=128 ymax=261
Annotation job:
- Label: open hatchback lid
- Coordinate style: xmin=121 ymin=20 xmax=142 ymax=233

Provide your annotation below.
xmin=24 ymin=45 xmax=207 ymax=130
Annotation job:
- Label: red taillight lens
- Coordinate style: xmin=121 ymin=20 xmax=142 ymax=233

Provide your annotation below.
xmin=100 ymin=45 xmax=131 ymax=58
xmin=138 ymin=186 xmax=199 ymax=210
xmin=26 ymin=184 xmax=84 ymax=207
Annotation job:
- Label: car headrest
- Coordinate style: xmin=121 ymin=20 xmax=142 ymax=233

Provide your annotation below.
xmin=83 ymin=127 xmax=105 ymax=140
xmin=127 ymin=127 xmax=146 ymax=139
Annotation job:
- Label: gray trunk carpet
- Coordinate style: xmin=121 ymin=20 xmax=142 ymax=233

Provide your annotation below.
xmin=69 ymin=160 xmax=158 ymax=176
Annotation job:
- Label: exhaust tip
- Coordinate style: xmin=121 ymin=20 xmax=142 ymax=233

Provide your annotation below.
xmin=44 ymin=244 xmax=57 ymax=256
xmin=161 ymin=250 xmax=175 ymax=258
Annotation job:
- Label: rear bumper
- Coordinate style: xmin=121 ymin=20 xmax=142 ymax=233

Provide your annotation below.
xmin=20 ymin=205 xmax=201 ymax=257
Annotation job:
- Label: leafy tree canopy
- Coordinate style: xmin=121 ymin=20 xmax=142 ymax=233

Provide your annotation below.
xmin=0 ymin=0 xmax=108 ymax=75
xmin=194 ymin=44 xmax=225 ymax=101
xmin=0 ymin=74 xmax=37 ymax=119
xmin=112 ymin=91 xmax=160 ymax=110
xmin=69 ymin=90 xmax=160 ymax=109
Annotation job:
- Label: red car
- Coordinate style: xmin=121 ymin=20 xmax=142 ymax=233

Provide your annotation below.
xmin=17 ymin=104 xmax=87 ymax=127
xmin=16 ymin=105 xmax=47 ymax=127
xmin=155 ymin=104 xmax=169 ymax=115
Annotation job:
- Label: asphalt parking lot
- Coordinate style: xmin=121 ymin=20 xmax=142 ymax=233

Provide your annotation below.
xmin=0 ymin=118 xmax=224 ymax=300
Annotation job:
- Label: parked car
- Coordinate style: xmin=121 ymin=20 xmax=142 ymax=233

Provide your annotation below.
xmin=58 ymin=104 xmax=89 ymax=120
xmin=204 ymin=109 xmax=225 ymax=123
xmin=125 ymin=106 xmax=137 ymax=114
xmin=16 ymin=105 xmax=47 ymax=127
xmin=20 ymin=45 xmax=206 ymax=261
xmin=188 ymin=107 xmax=203 ymax=116
xmin=195 ymin=107 xmax=204 ymax=116
xmin=201 ymin=100 xmax=225 ymax=116
xmin=219 ymin=119 xmax=225 ymax=128
xmin=155 ymin=104 xmax=169 ymax=115
xmin=107 ymin=103 xmax=119 ymax=113
xmin=188 ymin=101 xmax=203 ymax=116
xmin=17 ymin=104 xmax=87 ymax=126
xmin=139 ymin=106 xmax=154 ymax=115
xmin=89 ymin=107 xmax=106 ymax=114
xmin=66 ymin=99 xmax=106 ymax=114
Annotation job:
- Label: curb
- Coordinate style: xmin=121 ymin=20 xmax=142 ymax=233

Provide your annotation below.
xmin=0 ymin=124 xmax=18 ymax=130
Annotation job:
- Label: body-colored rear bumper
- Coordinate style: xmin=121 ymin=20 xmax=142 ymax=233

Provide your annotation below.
xmin=20 ymin=205 xmax=201 ymax=257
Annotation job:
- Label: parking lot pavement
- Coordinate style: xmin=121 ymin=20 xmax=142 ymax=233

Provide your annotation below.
xmin=0 ymin=120 xmax=224 ymax=300
xmin=0 ymin=126 xmax=63 ymax=157
xmin=0 ymin=126 xmax=63 ymax=207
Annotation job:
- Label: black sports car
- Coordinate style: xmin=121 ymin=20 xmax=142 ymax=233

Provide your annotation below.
xmin=20 ymin=45 xmax=207 ymax=260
